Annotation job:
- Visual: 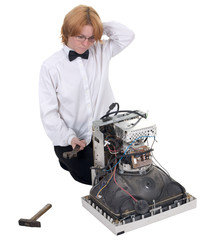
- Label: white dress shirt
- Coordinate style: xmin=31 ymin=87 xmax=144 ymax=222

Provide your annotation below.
xmin=39 ymin=21 xmax=134 ymax=146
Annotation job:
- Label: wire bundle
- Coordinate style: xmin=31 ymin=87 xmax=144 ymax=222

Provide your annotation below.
xmin=96 ymin=137 xmax=155 ymax=202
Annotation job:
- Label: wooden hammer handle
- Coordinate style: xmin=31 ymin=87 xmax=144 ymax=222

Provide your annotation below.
xmin=31 ymin=204 xmax=52 ymax=221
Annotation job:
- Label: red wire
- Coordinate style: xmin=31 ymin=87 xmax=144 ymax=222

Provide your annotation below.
xmin=109 ymin=142 xmax=138 ymax=203
xmin=113 ymin=163 xmax=138 ymax=203
xmin=107 ymin=145 xmax=118 ymax=153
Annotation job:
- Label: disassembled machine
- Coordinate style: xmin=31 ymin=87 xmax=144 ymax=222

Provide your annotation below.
xmin=82 ymin=104 xmax=196 ymax=235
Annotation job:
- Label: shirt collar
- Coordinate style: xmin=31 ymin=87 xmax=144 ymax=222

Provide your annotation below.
xmin=63 ymin=45 xmax=73 ymax=59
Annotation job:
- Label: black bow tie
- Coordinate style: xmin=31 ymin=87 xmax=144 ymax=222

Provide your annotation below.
xmin=68 ymin=50 xmax=89 ymax=61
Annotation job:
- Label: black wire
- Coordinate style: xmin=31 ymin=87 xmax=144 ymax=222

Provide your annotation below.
xmin=105 ymin=102 xmax=119 ymax=117
xmin=114 ymin=103 xmax=120 ymax=116
xmin=101 ymin=110 xmax=146 ymax=120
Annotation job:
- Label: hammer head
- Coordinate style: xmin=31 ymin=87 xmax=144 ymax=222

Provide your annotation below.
xmin=18 ymin=219 xmax=41 ymax=227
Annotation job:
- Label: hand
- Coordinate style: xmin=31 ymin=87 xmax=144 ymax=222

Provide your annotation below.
xmin=71 ymin=137 xmax=86 ymax=151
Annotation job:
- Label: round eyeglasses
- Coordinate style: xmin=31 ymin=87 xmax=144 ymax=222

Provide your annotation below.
xmin=75 ymin=35 xmax=95 ymax=43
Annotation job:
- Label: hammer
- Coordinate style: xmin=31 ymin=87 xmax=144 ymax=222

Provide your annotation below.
xmin=18 ymin=204 xmax=52 ymax=227
xmin=63 ymin=144 xmax=80 ymax=159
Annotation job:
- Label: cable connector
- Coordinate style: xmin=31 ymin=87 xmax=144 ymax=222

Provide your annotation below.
xmin=106 ymin=103 xmax=119 ymax=115
xmin=104 ymin=140 xmax=110 ymax=147
xmin=108 ymin=103 xmax=117 ymax=110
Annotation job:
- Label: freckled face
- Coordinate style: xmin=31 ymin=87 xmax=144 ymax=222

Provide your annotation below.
xmin=67 ymin=25 xmax=94 ymax=54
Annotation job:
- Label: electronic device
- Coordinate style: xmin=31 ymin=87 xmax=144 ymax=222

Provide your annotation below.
xmin=82 ymin=104 xmax=196 ymax=235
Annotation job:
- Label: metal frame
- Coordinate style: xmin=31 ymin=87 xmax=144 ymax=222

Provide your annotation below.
xmin=82 ymin=195 xmax=197 ymax=235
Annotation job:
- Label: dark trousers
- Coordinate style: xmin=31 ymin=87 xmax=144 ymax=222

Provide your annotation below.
xmin=54 ymin=141 xmax=94 ymax=185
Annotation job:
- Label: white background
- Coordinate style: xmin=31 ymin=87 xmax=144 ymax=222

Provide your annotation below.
xmin=0 ymin=0 xmax=201 ymax=239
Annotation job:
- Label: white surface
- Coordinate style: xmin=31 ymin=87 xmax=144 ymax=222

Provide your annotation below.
xmin=0 ymin=0 xmax=201 ymax=240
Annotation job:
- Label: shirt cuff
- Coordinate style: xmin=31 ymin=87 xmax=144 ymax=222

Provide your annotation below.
xmin=67 ymin=134 xmax=76 ymax=146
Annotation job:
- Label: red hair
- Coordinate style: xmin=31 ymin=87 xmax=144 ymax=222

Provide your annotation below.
xmin=61 ymin=5 xmax=103 ymax=45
